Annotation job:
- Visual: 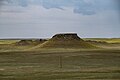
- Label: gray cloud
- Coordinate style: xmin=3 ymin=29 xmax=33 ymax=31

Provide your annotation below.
xmin=0 ymin=0 xmax=97 ymax=15
xmin=0 ymin=0 xmax=5 ymax=7
xmin=0 ymin=0 xmax=119 ymax=15
xmin=0 ymin=0 xmax=28 ymax=7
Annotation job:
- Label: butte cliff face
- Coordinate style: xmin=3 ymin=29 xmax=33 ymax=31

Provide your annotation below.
xmin=51 ymin=33 xmax=82 ymax=41
xmin=39 ymin=33 xmax=97 ymax=49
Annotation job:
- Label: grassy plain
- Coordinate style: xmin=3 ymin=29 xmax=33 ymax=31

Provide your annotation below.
xmin=83 ymin=38 xmax=120 ymax=43
xmin=0 ymin=40 xmax=19 ymax=44
xmin=0 ymin=38 xmax=120 ymax=80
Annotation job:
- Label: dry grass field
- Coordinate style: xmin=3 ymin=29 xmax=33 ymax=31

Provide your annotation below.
xmin=0 ymin=37 xmax=120 ymax=80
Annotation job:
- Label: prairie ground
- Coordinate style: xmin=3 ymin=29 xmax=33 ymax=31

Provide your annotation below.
xmin=0 ymin=39 xmax=120 ymax=80
xmin=0 ymin=49 xmax=120 ymax=80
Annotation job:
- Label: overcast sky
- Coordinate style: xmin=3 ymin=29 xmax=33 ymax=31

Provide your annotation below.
xmin=0 ymin=0 xmax=120 ymax=38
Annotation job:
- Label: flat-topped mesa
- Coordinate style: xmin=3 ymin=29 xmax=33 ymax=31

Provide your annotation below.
xmin=52 ymin=33 xmax=82 ymax=41
xmin=33 ymin=33 xmax=97 ymax=49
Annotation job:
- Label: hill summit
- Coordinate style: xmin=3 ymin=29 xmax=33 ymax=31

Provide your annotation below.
xmin=38 ymin=33 xmax=96 ymax=49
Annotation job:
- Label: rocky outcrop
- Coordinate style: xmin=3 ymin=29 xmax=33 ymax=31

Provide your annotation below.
xmin=51 ymin=33 xmax=83 ymax=41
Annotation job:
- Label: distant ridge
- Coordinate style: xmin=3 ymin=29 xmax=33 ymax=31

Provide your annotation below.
xmin=15 ymin=39 xmax=47 ymax=46
xmin=0 ymin=38 xmax=45 ymax=40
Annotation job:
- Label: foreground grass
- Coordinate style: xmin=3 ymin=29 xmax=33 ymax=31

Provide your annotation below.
xmin=0 ymin=49 xmax=120 ymax=80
